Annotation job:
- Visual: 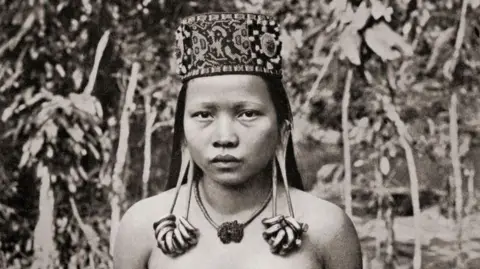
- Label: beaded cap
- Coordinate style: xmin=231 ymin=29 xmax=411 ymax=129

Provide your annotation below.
xmin=174 ymin=12 xmax=283 ymax=82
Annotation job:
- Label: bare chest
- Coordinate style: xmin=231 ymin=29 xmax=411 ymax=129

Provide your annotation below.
xmin=147 ymin=218 xmax=321 ymax=269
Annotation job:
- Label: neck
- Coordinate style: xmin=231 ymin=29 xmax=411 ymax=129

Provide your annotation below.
xmin=197 ymin=167 xmax=272 ymax=218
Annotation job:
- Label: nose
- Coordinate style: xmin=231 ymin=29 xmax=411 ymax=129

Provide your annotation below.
xmin=212 ymin=115 xmax=239 ymax=148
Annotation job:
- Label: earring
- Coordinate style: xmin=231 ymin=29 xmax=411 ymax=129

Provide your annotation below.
xmin=153 ymin=147 xmax=199 ymax=256
xmin=261 ymin=128 xmax=308 ymax=256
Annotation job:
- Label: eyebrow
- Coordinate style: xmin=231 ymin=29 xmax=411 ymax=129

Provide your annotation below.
xmin=188 ymin=101 xmax=264 ymax=109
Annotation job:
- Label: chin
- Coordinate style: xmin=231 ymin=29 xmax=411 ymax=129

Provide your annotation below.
xmin=208 ymin=172 xmax=252 ymax=187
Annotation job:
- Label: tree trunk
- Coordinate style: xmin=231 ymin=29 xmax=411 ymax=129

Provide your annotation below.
xmin=466 ymin=168 xmax=476 ymax=214
xmin=374 ymin=160 xmax=383 ymax=262
xmin=398 ymin=137 xmax=422 ymax=269
xmin=109 ymin=62 xmax=140 ymax=255
xmin=342 ymin=68 xmax=353 ymax=218
xmin=31 ymin=164 xmax=57 ymax=269
xmin=383 ymin=97 xmax=421 ymax=269
xmin=385 ymin=203 xmax=395 ymax=269
xmin=450 ymin=93 xmax=464 ymax=268
xmin=142 ymin=94 xmax=157 ymax=199
xmin=448 ymin=175 xmax=455 ymax=223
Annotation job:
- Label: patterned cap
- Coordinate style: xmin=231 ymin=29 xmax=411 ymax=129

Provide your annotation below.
xmin=174 ymin=12 xmax=283 ymax=82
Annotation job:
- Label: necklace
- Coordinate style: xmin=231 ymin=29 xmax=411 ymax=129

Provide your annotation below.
xmin=194 ymin=180 xmax=272 ymax=244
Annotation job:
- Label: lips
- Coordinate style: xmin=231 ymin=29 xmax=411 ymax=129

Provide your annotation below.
xmin=211 ymin=154 xmax=241 ymax=163
xmin=211 ymin=154 xmax=242 ymax=169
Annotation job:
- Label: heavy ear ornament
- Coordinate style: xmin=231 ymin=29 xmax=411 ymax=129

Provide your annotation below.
xmin=261 ymin=130 xmax=308 ymax=256
xmin=153 ymin=147 xmax=199 ymax=256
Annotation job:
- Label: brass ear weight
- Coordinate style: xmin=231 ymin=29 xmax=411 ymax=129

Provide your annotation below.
xmin=153 ymin=148 xmax=199 ymax=256
xmin=261 ymin=158 xmax=308 ymax=255
xmin=153 ymin=140 xmax=308 ymax=257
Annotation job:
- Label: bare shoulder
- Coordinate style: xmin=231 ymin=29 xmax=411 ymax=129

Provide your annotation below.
xmin=289 ymin=189 xmax=350 ymax=234
xmin=120 ymin=186 xmax=180 ymax=226
xmin=289 ymin=189 xmax=363 ymax=269
xmin=113 ymin=186 xmax=187 ymax=269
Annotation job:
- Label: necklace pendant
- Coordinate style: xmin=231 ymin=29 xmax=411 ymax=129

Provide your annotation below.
xmin=217 ymin=221 xmax=244 ymax=244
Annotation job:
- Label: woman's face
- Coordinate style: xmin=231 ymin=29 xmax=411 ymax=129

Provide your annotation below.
xmin=183 ymin=74 xmax=279 ymax=186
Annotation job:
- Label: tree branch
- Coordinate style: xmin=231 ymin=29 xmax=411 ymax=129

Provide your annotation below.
xmin=342 ymin=68 xmax=353 ymax=218
xmin=444 ymin=0 xmax=469 ymax=80
xmin=0 ymin=12 xmax=35 ymax=58
xmin=142 ymin=94 xmax=157 ymax=199
xmin=0 ymin=47 xmax=27 ymax=93
xmin=69 ymin=197 xmax=112 ymax=265
xmin=299 ymin=44 xmax=338 ymax=113
xmin=449 ymin=93 xmax=464 ymax=267
xmin=83 ymin=30 xmax=111 ymax=95
xmin=109 ymin=62 xmax=140 ymax=255
xmin=382 ymin=97 xmax=422 ymax=269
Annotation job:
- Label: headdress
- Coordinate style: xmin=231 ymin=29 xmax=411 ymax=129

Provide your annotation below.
xmin=174 ymin=12 xmax=283 ymax=82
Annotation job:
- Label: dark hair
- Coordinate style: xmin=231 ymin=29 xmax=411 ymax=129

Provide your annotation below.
xmin=163 ymin=75 xmax=305 ymax=191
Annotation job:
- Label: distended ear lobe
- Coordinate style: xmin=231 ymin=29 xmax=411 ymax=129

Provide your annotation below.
xmin=278 ymin=120 xmax=291 ymax=151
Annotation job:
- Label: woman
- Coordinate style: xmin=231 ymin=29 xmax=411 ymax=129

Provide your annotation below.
xmin=114 ymin=12 xmax=362 ymax=269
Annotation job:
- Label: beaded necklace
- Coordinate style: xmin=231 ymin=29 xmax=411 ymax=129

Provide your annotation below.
xmin=194 ymin=179 xmax=272 ymax=244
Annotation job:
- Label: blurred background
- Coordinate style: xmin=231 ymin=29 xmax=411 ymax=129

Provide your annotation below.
xmin=1 ymin=0 xmax=480 ymax=268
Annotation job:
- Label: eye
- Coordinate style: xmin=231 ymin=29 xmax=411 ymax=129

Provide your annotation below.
xmin=238 ymin=110 xmax=260 ymax=120
xmin=192 ymin=111 xmax=213 ymax=120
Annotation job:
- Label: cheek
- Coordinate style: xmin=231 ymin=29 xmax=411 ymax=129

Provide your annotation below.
xmin=244 ymin=122 xmax=278 ymax=157
xmin=183 ymin=120 xmax=207 ymax=159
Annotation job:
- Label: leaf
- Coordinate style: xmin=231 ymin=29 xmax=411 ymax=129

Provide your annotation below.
xmin=94 ymin=98 xmax=103 ymax=119
xmin=87 ymin=142 xmax=101 ymax=160
xmin=72 ymin=68 xmax=84 ymax=90
xmin=387 ymin=142 xmax=398 ymax=157
xmin=18 ymin=150 xmax=30 ymax=168
xmin=34 ymin=102 xmax=57 ymax=127
xmin=370 ymin=0 xmax=393 ymax=22
xmin=280 ymin=29 xmax=297 ymax=60
xmin=42 ymin=120 xmax=59 ymax=141
xmin=55 ymin=64 xmax=66 ymax=78
xmin=77 ymin=166 xmax=88 ymax=180
xmin=351 ymin=1 xmax=371 ymax=30
xmin=471 ymin=0 xmax=480 ymax=9
xmin=328 ymin=0 xmax=348 ymax=17
xmin=70 ymin=167 xmax=80 ymax=182
xmin=68 ymin=182 xmax=77 ymax=193
xmin=313 ymin=34 xmax=327 ymax=59
xmin=29 ymin=135 xmax=45 ymax=157
xmin=459 ymin=134 xmax=471 ymax=157
xmin=338 ymin=26 xmax=362 ymax=65
xmin=69 ymin=93 xmax=102 ymax=118
xmin=1 ymin=96 xmax=21 ymax=122
xmin=380 ymin=156 xmax=390 ymax=175
xmin=357 ymin=117 xmax=369 ymax=128
xmin=36 ymin=163 xmax=48 ymax=179
xmin=373 ymin=119 xmax=382 ymax=132
xmin=364 ymin=22 xmax=413 ymax=61
xmin=425 ymin=27 xmax=456 ymax=72
xmin=316 ymin=163 xmax=341 ymax=182
xmin=46 ymin=146 xmax=54 ymax=159
xmin=66 ymin=125 xmax=85 ymax=143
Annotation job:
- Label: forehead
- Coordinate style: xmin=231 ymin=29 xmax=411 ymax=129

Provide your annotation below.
xmin=185 ymin=75 xmax=271 ymax=105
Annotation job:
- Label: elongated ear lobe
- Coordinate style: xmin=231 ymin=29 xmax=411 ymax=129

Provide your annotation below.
xmin=166 ymin=145 xmax=190 ymax=216
xmin=278 ymin=120 xmax=292 ymax=150
xmin=153 ymin=146 xmax=199 ymax=257
xmin=184 ymin=150 xmax=195 ymax=219
xmin=261 ymin=121 xmax=308 ymax=256
xmin=275 ymin=120 xmax=291 ymax=191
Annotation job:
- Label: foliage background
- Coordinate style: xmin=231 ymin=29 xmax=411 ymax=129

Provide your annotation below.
xmin=1 ymin=0 xmax=480 ymax=268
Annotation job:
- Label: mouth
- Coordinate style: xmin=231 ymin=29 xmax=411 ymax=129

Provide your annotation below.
xmin=211 ymin=154 xmax=242 ymax=169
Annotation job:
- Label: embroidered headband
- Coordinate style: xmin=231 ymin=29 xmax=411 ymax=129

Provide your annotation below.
xmin=174 ymin=12 xmax=283 ymax=82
